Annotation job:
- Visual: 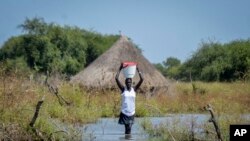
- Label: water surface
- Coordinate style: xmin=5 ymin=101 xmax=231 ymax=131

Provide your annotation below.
xmin=82 ymin=114 xmax=210 ymax=141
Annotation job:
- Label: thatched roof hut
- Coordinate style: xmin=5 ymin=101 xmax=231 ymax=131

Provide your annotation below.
xmin=70 ymin=36 xmax=169 ymax=94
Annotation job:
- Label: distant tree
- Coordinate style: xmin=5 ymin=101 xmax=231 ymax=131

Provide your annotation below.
xmin=167 ymin=65 xmax=181 ymax=80
xmin=163 ymin=57 xmax=181 ymax=68
xmin=154 ymin=63 xmax=167 ymax=77
xmin=225 ymin=39 xmax=250 ymax=80
xmin=0 ymin=36 xmax=25 ymax=60
xmin=19 ymin=17 xmax=47 ymax=35
xmin=0 ymin=17 xmax=119 ymax=75
xmin=155 ymin=39 xmax=250 ymax=82
xmin=180 ymin=39 xmax=250 ymax=81
xmin=154 ymin=57 xmax=182 ymax=80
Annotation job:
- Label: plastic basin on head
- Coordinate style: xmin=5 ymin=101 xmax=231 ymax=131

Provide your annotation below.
xmin=122 ymin=62 xmax=137 ymax=78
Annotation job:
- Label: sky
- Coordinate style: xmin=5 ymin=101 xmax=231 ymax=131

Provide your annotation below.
xmin=1 ymin=0 xmax=250 ymax=63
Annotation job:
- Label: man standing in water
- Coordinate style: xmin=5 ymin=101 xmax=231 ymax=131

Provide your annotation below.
xmin=115 ymin=63 xmax=144 ymax=137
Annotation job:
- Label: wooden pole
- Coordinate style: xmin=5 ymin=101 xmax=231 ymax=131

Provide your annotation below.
xmin=29 ymin=96 xmax=45 ymax=127
xmin=204 ymin=104 xmax=223 ymax=141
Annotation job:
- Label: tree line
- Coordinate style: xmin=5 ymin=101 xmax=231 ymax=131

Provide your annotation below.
xmin=155 ymin=39 xmax=250 ymax=82
xmin=1 ymin=17 xmax=249 ymax=82
xmin=0 ymin=17 xmax=119 ymax=75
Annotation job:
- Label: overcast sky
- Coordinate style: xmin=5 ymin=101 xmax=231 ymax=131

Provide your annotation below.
xmin=1 ymin=0 xmax=250 ymax=63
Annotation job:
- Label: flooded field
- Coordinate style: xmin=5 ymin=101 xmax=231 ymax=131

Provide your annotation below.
xmin=82 ymin=114 xmax=210 ymax=141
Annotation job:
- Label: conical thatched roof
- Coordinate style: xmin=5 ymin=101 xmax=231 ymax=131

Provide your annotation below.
xmin=70 ymin=36 xmax=169 ymax=94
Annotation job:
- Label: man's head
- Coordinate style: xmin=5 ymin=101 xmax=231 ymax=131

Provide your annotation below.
xmin=125 ymin=78 xmax=132 ymax=90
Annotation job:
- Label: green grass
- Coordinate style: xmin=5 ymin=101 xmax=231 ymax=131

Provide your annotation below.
xmin=141 ymin=117 xmax=195 ymax=141
xmin=0 ymin=72 xmax=250 ymax=140
xmin=141 ymin=114 xmax=250 ymax=141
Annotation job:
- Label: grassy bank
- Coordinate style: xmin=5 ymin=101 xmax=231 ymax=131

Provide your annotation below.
xmin=140 ymin=81 xmax=250 ymax=141
xmin=141 ymin=112 xmax=250 ymax=141
xmin=135 ymin=81 xmax=250 ymax=116
xmin=0 ymin=72 xmax=249 ymax=140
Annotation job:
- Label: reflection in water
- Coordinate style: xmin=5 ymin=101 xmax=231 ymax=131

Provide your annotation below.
xmin=118 ymin=134 xmax=134 ymax=140
xmin=82 ymin=118 xmax=146 ymax=141
xmin=81 ymin=114 xmax=250 ymax=141
xmin=82 ymin=114 xmax=210 ymax=141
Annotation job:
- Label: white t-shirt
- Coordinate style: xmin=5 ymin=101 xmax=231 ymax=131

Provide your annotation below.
xmin=121 ymin=88 xmax=136 ymax=116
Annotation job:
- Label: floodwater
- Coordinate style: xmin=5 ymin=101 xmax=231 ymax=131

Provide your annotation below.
xmin=81 ymin=114 xmax=210 ymax=141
